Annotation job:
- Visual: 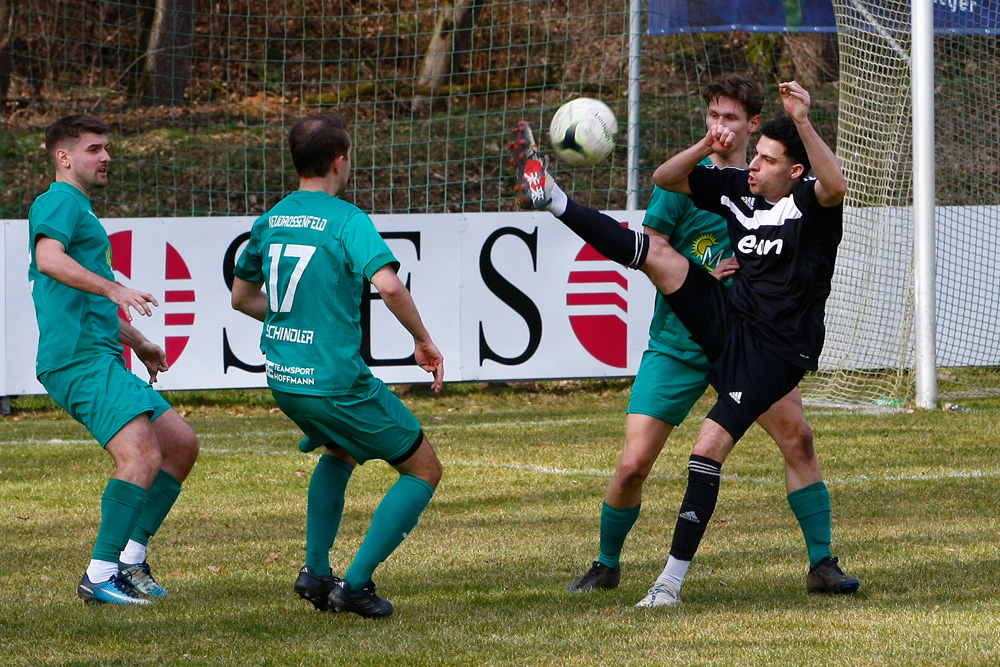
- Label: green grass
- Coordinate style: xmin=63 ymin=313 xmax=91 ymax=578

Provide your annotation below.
xmin=2 ymin=383 xmax=999 ymax=665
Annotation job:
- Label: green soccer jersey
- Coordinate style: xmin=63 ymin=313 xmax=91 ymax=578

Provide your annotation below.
xmin=28 ymin=181 xmax=123 ymax=374
xmin=643 ymin=159 xmax=732 ymax=352
xmin=233 ymin=190 xmax=398 ymax=396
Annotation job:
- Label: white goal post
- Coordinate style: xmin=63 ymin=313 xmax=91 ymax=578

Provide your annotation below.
xmin=911 ymin=0 xmax=938 ymax=409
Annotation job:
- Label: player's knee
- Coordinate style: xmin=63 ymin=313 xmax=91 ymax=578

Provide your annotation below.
xmin=136 ymin=443 xmax=164 ymax=473
xmin=399 ymin=440 xmax=442 ymax=488
xmin=422 ymin=453 xmax=443 ymax=488
xmin=794 ymin=421 xmax=815 ymax=454
xmin=780 ymin=421 xmax=815 ymax=463
xmin=111 ymin=438 xmax=163 ymax=481
xmin=178 ymin=431 xmax=200 ymax=468
xmin=615 ymin=455 xmax=654 ymax=489
xmin=409 ymin=459 xmax=442 ymax=489
xmin=139 ymin=436 xmax=165 ymax=470
xmin=165 ymin=426 xmax=200 ymax=465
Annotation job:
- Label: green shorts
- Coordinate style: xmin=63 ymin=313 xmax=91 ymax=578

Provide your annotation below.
xmin=39 ymin=355 xmax=171 ymax=447
xmin=626 ymin=342 xmax=713 ymax=426
xmin=272 ymin=374 xmax=423 ymax=465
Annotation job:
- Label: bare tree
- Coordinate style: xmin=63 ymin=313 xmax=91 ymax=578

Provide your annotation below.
xmin=143 ymin=0 xmax=195 ymax=106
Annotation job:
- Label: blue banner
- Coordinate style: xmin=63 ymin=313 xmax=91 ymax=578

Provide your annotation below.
xmin=647 ymin=1 xmax=999 ymax=35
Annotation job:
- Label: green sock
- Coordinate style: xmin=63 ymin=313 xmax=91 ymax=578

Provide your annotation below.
xmin=597 ymin=501 xmax=641 ymax=569
xmin=344 ymin=475 xmax=434 ymax=591
xmin=305 ymin=455 xmax=353 ymax=577
xmin=92 ymin=479 xmax=147 ymax=562
xmin=787 ymin=481 xmax=833 ymax=568
xmin=130 ymin=470 xmax=182 ymax=546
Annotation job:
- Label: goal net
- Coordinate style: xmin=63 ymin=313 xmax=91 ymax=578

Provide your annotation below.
xmin=811 ymin=0 xmax=1000 ymax=406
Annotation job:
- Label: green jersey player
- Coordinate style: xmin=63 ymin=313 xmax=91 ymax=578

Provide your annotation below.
xmin=232 ymin=110 xmax=444 ymax=619
xmin=28 ymin=114 xmax=200 ymax=606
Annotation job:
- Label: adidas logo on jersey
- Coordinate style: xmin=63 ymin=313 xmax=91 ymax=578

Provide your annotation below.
xmin=679 ymin=510 xmax=700 ymax=524
xmin=742 ymin=196 xmax=755 ymax=209
xmin=729 ymin=391 xmax=742 ymax=404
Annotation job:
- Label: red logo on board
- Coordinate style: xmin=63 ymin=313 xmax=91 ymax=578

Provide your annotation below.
xmin=566 ymin=236 xmax=629 ymax=368
xmin=110 ymin=230 xmax=195 ymax=369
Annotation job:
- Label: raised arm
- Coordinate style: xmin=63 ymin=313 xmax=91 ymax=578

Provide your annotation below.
xmin=34 ymin=236 xmax=158 ymax=320
xmin=369 ymin=265 xmax=443 ymax=393
xmin=779 ymin=81 xmax=847 ymax=207
xmin=652 ymin=125 xmax=736 ymax=194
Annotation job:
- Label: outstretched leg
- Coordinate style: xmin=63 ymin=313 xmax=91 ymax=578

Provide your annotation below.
xmin=510 ymin=120 xmax=690 ymax=293
xmin=510 ymin=121 xmax=649 ymax=266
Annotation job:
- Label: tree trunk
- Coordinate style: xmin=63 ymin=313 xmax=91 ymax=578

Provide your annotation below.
xmin=417 ymin=11 xmax=451 ymax=97
xmin=0 ymin=0 xmax=12 ymax=103
xmin=144 ymin=0 xmax=195 ymax=106
xmin=416 ymin=0 xmax=485 ymax=96
xmin=784 ymin=33 xmax=839 ymax=88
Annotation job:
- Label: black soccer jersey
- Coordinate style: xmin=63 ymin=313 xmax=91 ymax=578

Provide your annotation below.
xmin=687 ymin=164 xmax=844 ymax=370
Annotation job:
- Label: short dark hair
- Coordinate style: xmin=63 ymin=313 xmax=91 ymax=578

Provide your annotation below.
xmin=44 ymin=114 xmax=109 ymax=159
xmin=760 ymin=116 xmax=810 ymax=177
xmin=289 ymin=111 xmax=351 ymax=178
xmin=702 ymin=74 xmax=764 ymax=119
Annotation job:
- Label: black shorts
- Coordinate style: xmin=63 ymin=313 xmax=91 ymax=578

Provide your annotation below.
xmin=664 ymin=259 xmax=806 ymax=442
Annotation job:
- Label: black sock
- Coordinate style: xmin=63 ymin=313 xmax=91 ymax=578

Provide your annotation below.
xmin=668 ymin=454 xmax=723 ymax=561
xmin=558 ymin=199 xmax=649 ymax=269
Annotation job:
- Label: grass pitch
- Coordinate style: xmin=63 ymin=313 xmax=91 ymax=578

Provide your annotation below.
xmin=2 ymin=382 xmax=999 ymax=666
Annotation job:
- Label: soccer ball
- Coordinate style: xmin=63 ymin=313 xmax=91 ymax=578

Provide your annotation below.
xmin=548 ymin=97 xmax=618 ymax=167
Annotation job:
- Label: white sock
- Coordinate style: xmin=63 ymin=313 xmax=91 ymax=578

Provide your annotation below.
xmin=657 ymin=556 xmax=690 ymax=590
xmin=86 ymin=559 xmax=119 ymax=583
xmin=549 ymin=181 xmax=568 ymax=216
xmin=119 ymin=539 xmax=147 ymax=566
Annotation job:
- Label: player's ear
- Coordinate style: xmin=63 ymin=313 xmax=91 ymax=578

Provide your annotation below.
xmin=747 ymin=114 xmax=761 ymax=133
xmin=789 ymin=162 xmax=805 ymax=180
xmin=331 ymin=154 xmax=345 ymax=173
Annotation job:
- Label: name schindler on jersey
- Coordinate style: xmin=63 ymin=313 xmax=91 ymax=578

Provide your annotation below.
xmin=265 ymin=324 xmax=315 ymax=344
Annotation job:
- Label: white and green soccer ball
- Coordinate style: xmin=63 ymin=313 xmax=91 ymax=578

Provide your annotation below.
xmin=548 ymin=97 xmax=618 ymax=167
